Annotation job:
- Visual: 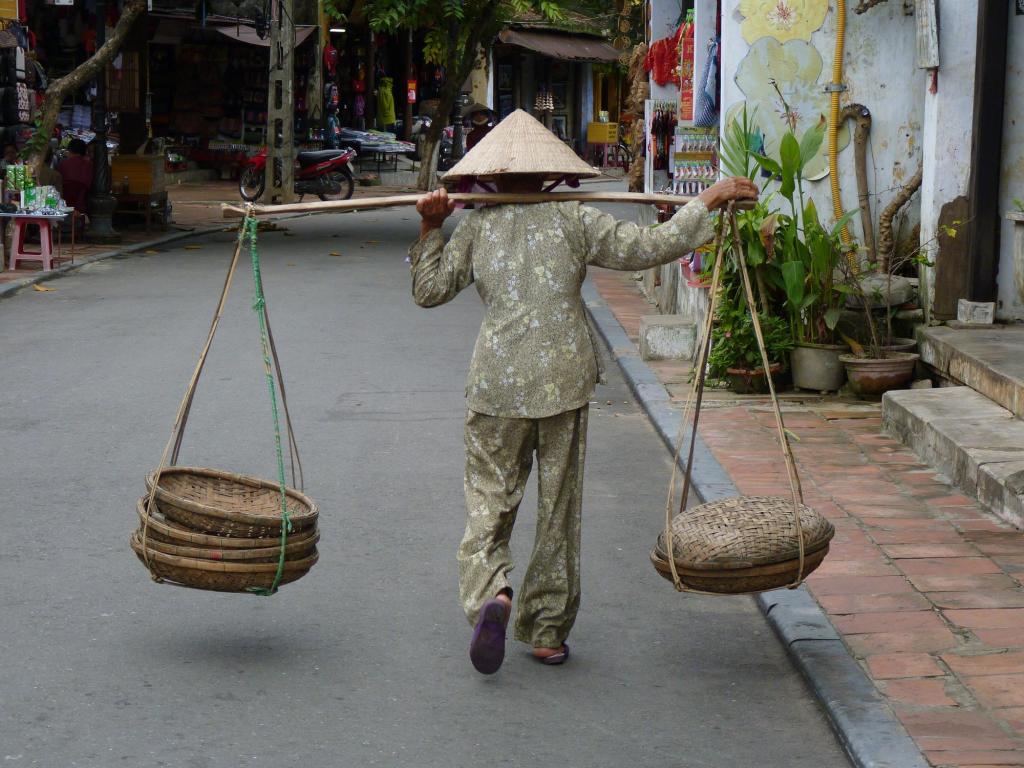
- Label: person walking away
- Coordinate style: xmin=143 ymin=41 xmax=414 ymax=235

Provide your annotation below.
xmin=409 ymin=110 xmax=757 ymax=674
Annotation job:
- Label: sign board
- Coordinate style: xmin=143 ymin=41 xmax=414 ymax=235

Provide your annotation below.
xmin=47 ymin=0 xmax=75 ymax=5
xmin=0 ymin=0 xmax=20 ymax=19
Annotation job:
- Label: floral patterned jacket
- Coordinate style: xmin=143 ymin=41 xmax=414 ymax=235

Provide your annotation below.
xmin=410 ymin=199 xmax=715 ymax=418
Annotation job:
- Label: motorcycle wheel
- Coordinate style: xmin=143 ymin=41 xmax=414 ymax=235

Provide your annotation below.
xmin=317 ymin=168 xmax=355 ymax=201
xmin=239 ymin=166 xmax=265 ymax=202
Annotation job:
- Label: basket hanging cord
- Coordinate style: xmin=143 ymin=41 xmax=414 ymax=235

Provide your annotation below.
xmin=139 ymin=210 xmax=304 ymax=593
xmin=726 ymin=208 xmax=807 ymax=586
xmin=664 ymin=216 xmax=727 ymax=592
xmin=243 ymin=213 xmax=292 ymax=596
xmin=141 ymin=223 xmax=248 ymax=581
xmin=662 ymin=203 xmax=809 ymax=593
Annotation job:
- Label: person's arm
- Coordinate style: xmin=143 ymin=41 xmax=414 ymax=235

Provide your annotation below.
xmin=583 ymin=176 xmax=758 ymax=270
xmin=410 ymin=188 xmax=474 ymax=307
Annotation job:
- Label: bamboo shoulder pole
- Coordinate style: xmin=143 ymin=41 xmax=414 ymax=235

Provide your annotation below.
xmin=221 ymin=192 xmax=755 ymax=219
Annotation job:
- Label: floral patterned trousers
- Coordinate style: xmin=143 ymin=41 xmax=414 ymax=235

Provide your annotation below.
xmin=459 ymin=406 xmax=589 ymax=649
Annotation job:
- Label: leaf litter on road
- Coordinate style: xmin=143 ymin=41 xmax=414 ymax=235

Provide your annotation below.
xmin=32 ymin=284 xmax=56 ymax=292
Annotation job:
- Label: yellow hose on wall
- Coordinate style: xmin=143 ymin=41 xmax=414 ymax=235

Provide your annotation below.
xmin=828 ymin=0 xmax=857 ymax=267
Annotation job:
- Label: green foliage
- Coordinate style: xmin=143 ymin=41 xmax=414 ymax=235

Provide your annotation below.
xmin=719 ymin=105 xmax=761 ymax=180
xmin=707 ymin=295 xmax=793 ymax=377
xmin=363 ymin=0 xmax=566 ymax=65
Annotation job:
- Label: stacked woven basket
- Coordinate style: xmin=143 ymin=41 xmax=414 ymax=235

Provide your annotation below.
xmin=131 ymin=467 xmax=319 ymax=593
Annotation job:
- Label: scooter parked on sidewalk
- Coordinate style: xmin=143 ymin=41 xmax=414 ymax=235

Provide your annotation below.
xmin=238 ymin=146 xmax=357 ymax=202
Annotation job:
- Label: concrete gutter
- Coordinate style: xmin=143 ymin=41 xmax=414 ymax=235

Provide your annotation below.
xmin=582 ymin=279 xmax=930 ymax=768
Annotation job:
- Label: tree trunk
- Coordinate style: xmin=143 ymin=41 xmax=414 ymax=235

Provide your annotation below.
xmin=417 ymin=133 xmax=439 ymax=190
xmin=28 ymin=0 xmax=146 ymax=174
xmin=413 ymin=3 xmax=498 ymax=190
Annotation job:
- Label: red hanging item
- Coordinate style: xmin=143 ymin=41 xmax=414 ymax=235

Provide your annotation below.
xmin=679 ymin=17 xmax=695 ymax=120
xmin=323 ymin=42 xmax=338 ymax=77
xmin=644 ymin=24 xmax=683 ymax=87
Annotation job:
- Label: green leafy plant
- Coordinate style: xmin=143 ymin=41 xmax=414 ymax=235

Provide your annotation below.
xmin=707 ymin=295 xmax=794 ymax=378
xmin=719 ymin=105 xmax=762 ymax=180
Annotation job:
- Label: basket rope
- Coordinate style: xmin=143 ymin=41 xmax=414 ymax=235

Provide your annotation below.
xmin=662 ymin=202 xmax=807 ymax=594
xmin=140 ymin=208 xmax=303 ymax=595
xmin=244 ymin=213 xmax=291 ymax=596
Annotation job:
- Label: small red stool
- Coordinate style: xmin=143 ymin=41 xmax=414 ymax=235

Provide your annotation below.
xmin=9 ymin=215 xmax=57 ymax=271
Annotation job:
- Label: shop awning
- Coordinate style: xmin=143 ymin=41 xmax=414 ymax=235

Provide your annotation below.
xmin=497 ymin=29 xmax=620 ymax=62
xmin=214 ymin=24 xmax=316 ymax=48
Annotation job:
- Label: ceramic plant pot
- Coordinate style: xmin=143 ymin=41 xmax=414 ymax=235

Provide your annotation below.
xmin=725 ymin=363 xmax=783 ymax=395
xmin=881 ymin=337 xmax=918 ymax=353
xmin=839 ymin=352 xmax=919 ymax=398
xmin=791 ymin=343 xmax=848 ymax=392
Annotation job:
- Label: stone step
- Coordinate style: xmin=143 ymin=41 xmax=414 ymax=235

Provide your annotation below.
xmin=882 ymin=386 xmax=1024 ymax=528
xmin=919 ymin=325 xmax=1024 ymax=417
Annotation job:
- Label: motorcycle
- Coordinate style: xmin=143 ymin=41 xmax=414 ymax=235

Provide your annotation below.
xmin=238 ymin=146 xmax=357 ymax=202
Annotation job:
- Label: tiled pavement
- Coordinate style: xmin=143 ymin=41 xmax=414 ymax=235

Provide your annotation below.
xmin=592 ymin=268 xmax=1024 ymax=768
xmin=0 ymin=180 xmax=415 ymax=286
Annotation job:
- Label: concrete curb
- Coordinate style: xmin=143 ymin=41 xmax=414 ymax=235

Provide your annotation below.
xmin=582 ymin=279 xmax=930 ymax=768
xmin=0 ymin=225 xmax=227 ymax=301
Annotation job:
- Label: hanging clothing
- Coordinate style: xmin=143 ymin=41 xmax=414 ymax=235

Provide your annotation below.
xmin=644 ymin=24 xmax=683 ymax=86
xmin=377 ymin=76 xmax=396 ymax=127
xmin=694 ymin=39 xmax=720 ymax=128
xmin=460 ymin=405 xmax=588 ymax=649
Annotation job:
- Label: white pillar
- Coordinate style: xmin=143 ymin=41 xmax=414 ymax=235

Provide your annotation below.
xmin=919 ymin=1 xmax=978 ymax=321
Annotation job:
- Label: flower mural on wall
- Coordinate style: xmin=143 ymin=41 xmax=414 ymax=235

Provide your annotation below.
xmin=738 ymin=0 xmax=829 ymax=44
xmin=731 ymin=37 xmax=849 ymax=179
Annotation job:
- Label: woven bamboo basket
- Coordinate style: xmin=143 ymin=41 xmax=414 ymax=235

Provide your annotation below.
xmin=135 ymin=497 xmax=319 ymax=550
xmin=653 ymin=496 xmax=833 ymax=594
xmin=140 ymin=533 xmax=319 ymax=564
xmin=145 ymin=467 xmax=318 ymax=538
xmin=130 ymin=532 xmax=318 ymax=592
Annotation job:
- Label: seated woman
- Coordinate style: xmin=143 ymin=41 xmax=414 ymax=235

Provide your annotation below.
xmin=57 ymin=139 xmax=92 ymax=217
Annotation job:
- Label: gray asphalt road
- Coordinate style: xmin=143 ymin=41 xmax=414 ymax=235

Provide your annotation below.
xmin=0 ymin=203 xmax=849 ymax=767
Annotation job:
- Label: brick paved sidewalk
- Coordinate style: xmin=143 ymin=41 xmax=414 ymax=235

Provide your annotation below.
xmin=593 ymin=268 xmax=1024 ymax=768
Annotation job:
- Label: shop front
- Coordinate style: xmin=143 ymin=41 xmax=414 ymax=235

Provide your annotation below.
xmin=491 ymin=27 xmax=621 ymax=156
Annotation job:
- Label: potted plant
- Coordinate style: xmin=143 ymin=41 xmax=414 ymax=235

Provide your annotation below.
xmin=707 ymin=292 xmax=794 ymax=394
xmin=837 ymin=255 xmax=922 ymax=397
xmin=748 ymin=110 xmax=851 ymax=393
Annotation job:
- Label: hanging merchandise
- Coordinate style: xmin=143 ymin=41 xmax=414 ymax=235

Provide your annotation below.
xmin=644 ymin=23 xmax=683 ymax=87
xmin=648 ymin=100 xmax=676 ymax=172
xmin=377 ymin=75 xmax=396 ymax=128
xmin=323 ymin=41 xmax=338 ymax=78
xmin=678 ymin=10 xmax=695 ymax=121
xmin=324 ymin=81 xmax=339 ymax=112
xmin=694 ymin=38 xmax=719 ymax=129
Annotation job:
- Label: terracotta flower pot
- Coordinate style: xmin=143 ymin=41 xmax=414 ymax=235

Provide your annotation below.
xmin=791 ymin=342 xmax=848 ymax=392
xmin=839 ymin=352 xmax=919 ymax=398
xmin=725 ymin=362 xmax=783 ymax=395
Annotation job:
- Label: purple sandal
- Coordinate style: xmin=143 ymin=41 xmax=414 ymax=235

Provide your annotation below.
xmin=469 ymin=598 xmax=509 ymax=675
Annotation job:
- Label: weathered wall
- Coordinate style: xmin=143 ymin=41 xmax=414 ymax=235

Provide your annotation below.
xmin=919 ymin=0 xmax=977 ymax=322
xmin=720 ymin=0 xmax=923 ymax=252
xmin=997 ymin=4 xmax=1024 ymax=321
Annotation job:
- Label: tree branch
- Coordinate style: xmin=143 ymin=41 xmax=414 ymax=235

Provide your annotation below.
xmin=29 ymin=0 xmax=147 ymax=171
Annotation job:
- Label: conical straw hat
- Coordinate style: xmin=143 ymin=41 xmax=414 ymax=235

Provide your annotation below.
xmin=444 ymin=109 xmax=600 ymax=182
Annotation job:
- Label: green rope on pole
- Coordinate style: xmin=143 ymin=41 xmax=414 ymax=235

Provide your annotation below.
xmin=242 ymin=213 xmax=292 ymax=596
